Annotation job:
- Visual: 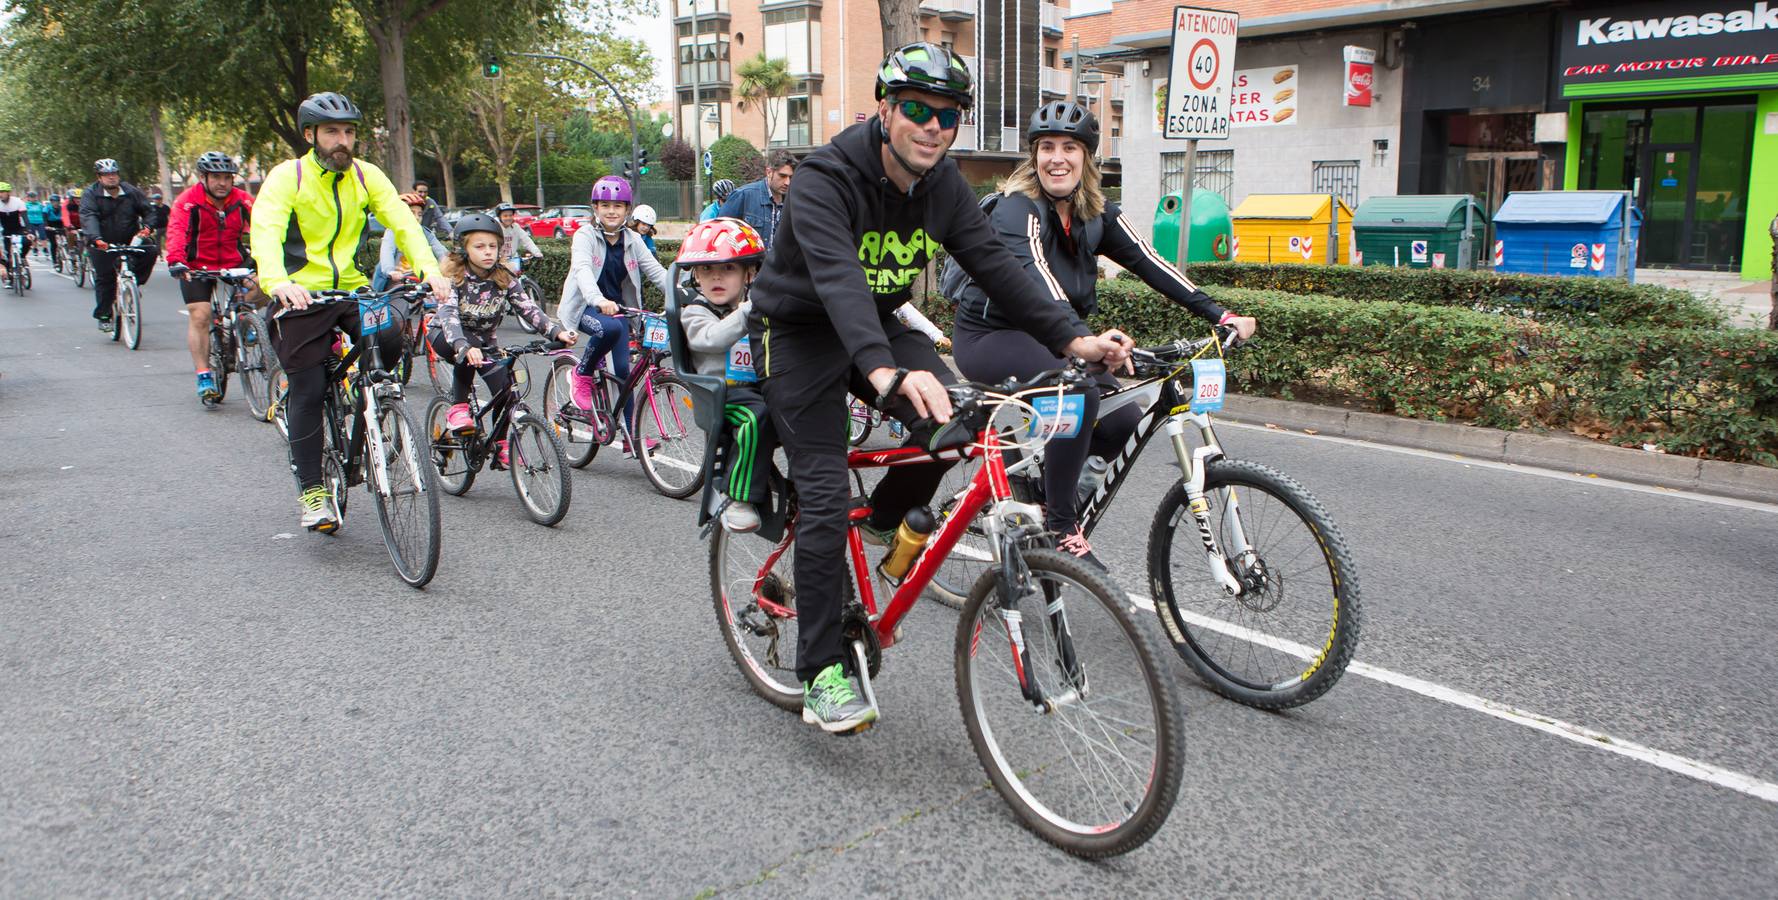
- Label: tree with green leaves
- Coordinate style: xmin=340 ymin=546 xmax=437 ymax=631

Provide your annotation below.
xmin=736 ymin=54 xmax=792 ymax=148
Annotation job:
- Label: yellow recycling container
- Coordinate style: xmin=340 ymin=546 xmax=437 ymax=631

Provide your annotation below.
xmin=1230 ymin=193 xmax=1355 ymax=265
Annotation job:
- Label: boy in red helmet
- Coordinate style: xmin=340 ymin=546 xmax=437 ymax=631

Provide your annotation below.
xmin=677 ymin=217 xmax=775 ymax=533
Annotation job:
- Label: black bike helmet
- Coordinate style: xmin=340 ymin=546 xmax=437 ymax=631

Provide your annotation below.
xmin=196 ymin=151 xmax=238 ymax=174
xmin=1027 ymin=101 xmax=1099 ymax=153
xmin=875 ymin=42 xmax=974 ymax=109
xmin=297 ymin=92 xmax=362 ymax=130
xmin=493 ymin=203 xmax=516 ymax=215
xmin=453 ymin=212 xmax=503 ymax=242
xmin=94 ymin=158 xmax=120 ymax=174
xmin=711 ymin=178 xmax=736 ymax=202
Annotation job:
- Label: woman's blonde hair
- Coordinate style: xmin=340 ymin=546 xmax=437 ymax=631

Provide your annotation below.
xmin=998 ymin=137 xmax=1105 ymax=221
xmin=440 ymin=245 xmax=514 ymax=290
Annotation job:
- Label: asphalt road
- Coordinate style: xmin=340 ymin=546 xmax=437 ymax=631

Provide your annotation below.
xmin=4 ymin=259 xmax=1776 ymax=897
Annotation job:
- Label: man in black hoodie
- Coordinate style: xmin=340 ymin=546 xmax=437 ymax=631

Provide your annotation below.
xmin=747 ymin=42 xmax=1129 ymax=733
xmin=80 ymin=158 xmax=156 ymax=331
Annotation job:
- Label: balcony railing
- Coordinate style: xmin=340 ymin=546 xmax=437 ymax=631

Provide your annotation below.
xmin=677 ymin=62 xmax=731 ymax=86
xmin=1041 ymin=2 xmax=1063 ymax=32
xmin=1040 ymin=66 xmax=1069 ymax=96
xmin=999 ymin=126 xmax=1021 ymax=151
xmin=920 ymin=0 xmax=977 ymax=19
xmin=953 ymin=125 xmax=979 ymax=151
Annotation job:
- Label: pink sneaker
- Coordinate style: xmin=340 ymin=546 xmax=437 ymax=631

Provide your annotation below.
xmin=493 ymin=439 xmax=510 ymax=469
xmin=446 ymin=403 xmax=474 ymax=434
xmin=571 ymin=370 xmax=594 ymax=410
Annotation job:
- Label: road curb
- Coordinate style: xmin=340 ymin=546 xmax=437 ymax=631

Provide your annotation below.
xmin=1221 ymin=395 xmax=1778 ymax=505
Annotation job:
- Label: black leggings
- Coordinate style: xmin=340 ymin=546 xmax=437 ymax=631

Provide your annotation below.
xmin=273 ymin=304 xmax=406 ymax=490
xmin=429 ymin=331 xmax=516 ymax=443
xmin=952 ymin=321 xmax=1140 ymax=534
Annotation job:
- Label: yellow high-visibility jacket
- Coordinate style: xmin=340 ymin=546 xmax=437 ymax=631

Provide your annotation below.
xmin=249 ymin=150 xmax=439 ymax=292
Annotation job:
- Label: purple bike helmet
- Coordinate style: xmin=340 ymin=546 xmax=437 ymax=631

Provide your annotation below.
xmin=590 ymin=176 xmax=633 ymax=205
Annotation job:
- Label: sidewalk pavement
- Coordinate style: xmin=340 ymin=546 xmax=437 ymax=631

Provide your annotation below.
xmin=1635 ymin=268 xmax=1774 ymax=329
xmin=1221 ymin=394 xmax=1778 ymax=505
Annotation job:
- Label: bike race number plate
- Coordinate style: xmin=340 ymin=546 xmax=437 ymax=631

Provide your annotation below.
xmin=1028 ymin=393 xmax=1086 ymax=440
xmin=359 ymin=297 xmax=397 ymax=336
xmin=726 ymin=338 xmax=757 ymax=383
xmin=642 ymin=313 xmax=670 ymax=350
xmin=1190 ymin=358 xmax=1226 ymax=413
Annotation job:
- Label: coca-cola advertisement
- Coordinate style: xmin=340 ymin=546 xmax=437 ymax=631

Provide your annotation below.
xmin=1344 ymin=45 xmax=1376 ymax=107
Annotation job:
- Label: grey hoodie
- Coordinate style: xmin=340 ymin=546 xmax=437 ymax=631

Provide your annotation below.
xmin=681 ymin=296 xmax=753 ymax=377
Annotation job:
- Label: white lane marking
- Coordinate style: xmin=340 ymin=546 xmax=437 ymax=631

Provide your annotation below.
xmin=1221 ymin=420 xmax=1778 ymax=515
xmin=1126 ymin=590 xmax=1778 ymax=804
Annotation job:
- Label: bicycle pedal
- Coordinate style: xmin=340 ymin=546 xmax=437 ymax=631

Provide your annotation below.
xmin=836 ymin=720 xmax=875 ymax=737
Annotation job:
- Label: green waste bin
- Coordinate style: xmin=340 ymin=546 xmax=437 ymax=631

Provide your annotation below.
xmin=1152 ymin=190 xmax=1234 ymax=265
xmin=1351 ymin=195 xmax=1486 ymax=269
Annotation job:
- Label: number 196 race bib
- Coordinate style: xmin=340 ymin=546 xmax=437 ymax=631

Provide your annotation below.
xmin=1189 ymin=359 xmax=1226 ymax=413
xmin=725 ymin=338 xmax=757 ymax=383
xmin=642 ymin=313 xmax=669 ymax=350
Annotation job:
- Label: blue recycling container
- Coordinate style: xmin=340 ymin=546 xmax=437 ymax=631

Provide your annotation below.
xmin=1490 ymin=191 xmax=1642 ymax=282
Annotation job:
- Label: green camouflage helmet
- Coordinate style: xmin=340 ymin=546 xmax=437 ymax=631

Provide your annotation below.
xmin=876 ymin=42 xmax=974 ymax=108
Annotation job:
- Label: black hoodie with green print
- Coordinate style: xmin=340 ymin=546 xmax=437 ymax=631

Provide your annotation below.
xmin=748 ymin=118 xmax=1088 ymax=377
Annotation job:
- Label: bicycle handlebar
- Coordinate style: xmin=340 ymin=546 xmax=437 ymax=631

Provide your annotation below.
xmin=169 ymin=263 xmax=255 ymax=283
xmin=1128 ymin=324 xmax=1243 ymax=371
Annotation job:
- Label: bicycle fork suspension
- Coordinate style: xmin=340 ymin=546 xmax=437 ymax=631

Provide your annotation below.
xmin=1168 ymin=415 xmax=1253 ymax=596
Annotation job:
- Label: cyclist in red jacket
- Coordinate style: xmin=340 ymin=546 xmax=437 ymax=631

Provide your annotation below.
xmin=167 ymin=151 xmax=258 ymax=404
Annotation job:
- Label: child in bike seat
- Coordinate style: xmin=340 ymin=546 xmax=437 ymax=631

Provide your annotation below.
xmin=429 ymin=213 xmax=576 ymax=467
xmin=677 ymin=217 xmax=775 ymax=533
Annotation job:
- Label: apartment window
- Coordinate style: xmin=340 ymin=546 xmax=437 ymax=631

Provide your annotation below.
xmin=764 ymin=8 xmax=820 ymax=74
xmin=1044 ymin=47 xmax=1057 ymax=67
xmin=769 ymin=81 xmax=818 ymax=146
xmin=1160 ymin=149 xmax=1234 ymax=203
xmin=675 ymin=18 xmax=727 ymax=37
xmin=941 ymin=30 xmax=956 ymax=51
xmin=1311 ymin=160 xmax=1360 ymax=207
xmin=678 ymin=35 xmax=731 ymax=85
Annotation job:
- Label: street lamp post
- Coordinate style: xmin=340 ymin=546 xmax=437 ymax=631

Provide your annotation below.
xmin=511 ymin=52 xmax=643 ymax=192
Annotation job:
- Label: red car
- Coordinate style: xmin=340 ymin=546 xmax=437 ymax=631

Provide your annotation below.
xmin=527 ymin=204 xmax=592 ymax=239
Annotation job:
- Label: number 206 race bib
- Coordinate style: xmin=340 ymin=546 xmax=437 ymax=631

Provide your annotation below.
xmin=725 ymin=338 xmax=757 ymax=383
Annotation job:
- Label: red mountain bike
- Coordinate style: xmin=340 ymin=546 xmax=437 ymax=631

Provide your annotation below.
xmin=709 ymin=363 xmax=1185 ymax=858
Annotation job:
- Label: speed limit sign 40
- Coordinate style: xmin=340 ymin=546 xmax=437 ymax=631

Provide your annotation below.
xmin=1163 ymin=6 xmax=1240 ymax=140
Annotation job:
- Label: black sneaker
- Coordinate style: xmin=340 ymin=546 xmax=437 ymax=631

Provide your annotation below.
xmin=1057 ymin=527 xmax=1106 ymax=571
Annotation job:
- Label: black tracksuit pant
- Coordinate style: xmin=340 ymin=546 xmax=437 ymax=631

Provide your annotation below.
xmin=754 ymin=319 xmax=956 ymax=683
xmin=89 ymin=243 xmax=157 ymax=321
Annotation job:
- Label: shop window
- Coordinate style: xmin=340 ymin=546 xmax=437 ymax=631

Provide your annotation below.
xmin=1311 ymin=160 xmax=1360 ymax=207
xmin=1160 ymin=150 xmax=1233 ymax=203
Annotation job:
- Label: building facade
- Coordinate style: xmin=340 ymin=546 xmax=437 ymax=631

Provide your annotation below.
xmin=1067 ymin=0 xmax=1776 ymax=279
xmin=672 ymin=0 xmax=1075 ymax=184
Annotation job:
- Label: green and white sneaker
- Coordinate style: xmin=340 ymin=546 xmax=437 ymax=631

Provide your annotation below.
xmin=300 ymin=485 xmax=338 ymax=533
xmin=802 ymin=663 xmax=878 ymax=734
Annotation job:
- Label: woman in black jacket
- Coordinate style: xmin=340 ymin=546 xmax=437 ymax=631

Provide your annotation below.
xmin=944 ymin=101 xmax=1256 ymax=568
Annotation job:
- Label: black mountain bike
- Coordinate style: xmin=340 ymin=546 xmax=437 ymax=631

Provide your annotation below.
xmin=101 ymin=244 xmax=151 ymax=350
xmin=280 ymin=285 xmax=444 ymax=587
xmin=924 ymin=327 xmax=1362 ymax=711
xmin=425 ymin=340 xmax=572 ymax=526
xmin=172 ymin=265 xmax=275 ymax=419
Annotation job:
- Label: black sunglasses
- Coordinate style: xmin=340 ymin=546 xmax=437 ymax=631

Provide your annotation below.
xmin=896 ymin=99 xmax=962 ymax=130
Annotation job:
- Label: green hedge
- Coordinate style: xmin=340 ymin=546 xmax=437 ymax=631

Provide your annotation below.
xmin=1081 ymin=280 xmax=1777 ymax=465
xmin=1139 ymin=262 xmax=1726 ymax=330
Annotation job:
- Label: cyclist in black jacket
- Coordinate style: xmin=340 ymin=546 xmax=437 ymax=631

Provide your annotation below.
xmin=745 ymin=43 xmax=1129 ymax=733
xmin=946 ymin=102 xmax=1257 ymax=568
xmin=79 ymin=158 xmax=156 ymax=331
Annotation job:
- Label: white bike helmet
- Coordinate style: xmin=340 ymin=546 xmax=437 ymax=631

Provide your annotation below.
xmin=632 ymin=205 xmax=658 ymax=227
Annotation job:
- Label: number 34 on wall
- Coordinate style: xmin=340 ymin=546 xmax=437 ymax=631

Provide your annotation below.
xmin=1471 ymin=75 xmax=1492 ymax=92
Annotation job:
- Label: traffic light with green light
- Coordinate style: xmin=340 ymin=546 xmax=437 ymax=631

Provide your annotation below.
xmin=483 ymin=55 xmax=502 ymax=78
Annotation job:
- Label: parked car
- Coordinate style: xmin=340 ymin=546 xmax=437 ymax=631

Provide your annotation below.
xmin=527 ymin=205 xmax=593 ymax=239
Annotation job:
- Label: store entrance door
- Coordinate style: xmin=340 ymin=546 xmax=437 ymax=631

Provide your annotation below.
xmin=1639 ymin=146 xmax=1696 ymax=268
xmin=1457 ymin=152 xmax=1540 ymax=245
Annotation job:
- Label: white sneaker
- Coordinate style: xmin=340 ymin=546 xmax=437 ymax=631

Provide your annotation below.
xmin=722 ymin=501 xmax=761 ymax=533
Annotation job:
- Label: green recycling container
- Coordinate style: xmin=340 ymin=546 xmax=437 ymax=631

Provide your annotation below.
xmin=1152 ymin=189 xmax=1234 ymax=265
xmin=1351 ymin=194 xmax=1486 ymax=269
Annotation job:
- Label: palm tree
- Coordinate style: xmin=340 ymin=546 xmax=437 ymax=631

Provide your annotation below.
xmin=737 ymin=53 xmax=793 ymax=146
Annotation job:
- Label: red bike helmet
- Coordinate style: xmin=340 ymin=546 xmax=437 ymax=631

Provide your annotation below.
xmin=676 ymin=217 xmax=767 ymax=267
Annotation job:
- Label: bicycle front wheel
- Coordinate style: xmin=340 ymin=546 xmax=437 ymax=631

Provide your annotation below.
xmin=637 ymin=374 xmax=706 ymax=499
xmin=119 ymin=281 xmax=141 ymax=350
xmin=208 ymin=327 xmax=231 ymax=403
xmin=846 ymin=398 xmax=872 ymax=446
xmin=508 ymin=411 xmax=571 ymax=526
xmin=955 ymin=548 xmax=1184 ymax=858
xmin=1147 ymin=458 xmax=1361 ymax=710
xmin=369 ymin=396 xmax=442 ymax=588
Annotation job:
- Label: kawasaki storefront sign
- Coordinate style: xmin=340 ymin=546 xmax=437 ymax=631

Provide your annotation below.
xmin=1558 ymin=1 xmax=1778 ymax=97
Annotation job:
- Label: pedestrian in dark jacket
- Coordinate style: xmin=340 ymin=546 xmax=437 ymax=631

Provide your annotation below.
xmin=80 ymin=162 xmax=156 ymax=328
xmin=717 ymin=150 xmax=797 ymax=249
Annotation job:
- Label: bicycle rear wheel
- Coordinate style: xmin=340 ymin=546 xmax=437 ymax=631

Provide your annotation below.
xmin=369 ymin=395 xmax=442 ymax=588
xmin=542 ymin=356 xmax=603 ymax=468
xmin=508 ymin=411 xmax=571 ymax=526
xmin=955 ymin=548 xmax=1183 ymax=858
xmin=637 ymin=374 xmax=706 ymax=499
xmin=236 ymin=312 xmax=274 ymax=420
xmin=75 ymin=249 xmax=87 ymax=288
xmin=119 ymin=281 xmax=141 ymax=350
xmin=710 ymin=509 xmax=822 ymax=712
xmin=1147 ymin=458 xmax=1360 ymax=710
xmin=424 ymin=396 xmax=477 ymax=496
xmin=846 ymin=398 xmax=873 ymax=446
